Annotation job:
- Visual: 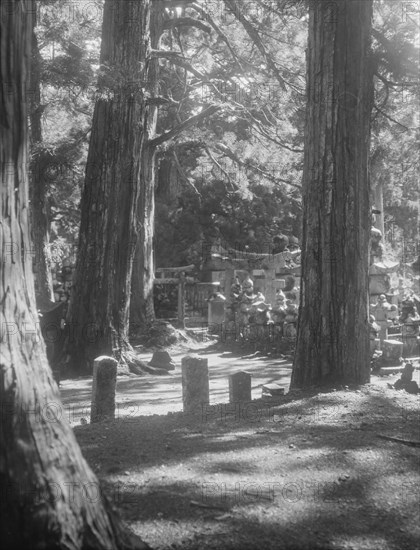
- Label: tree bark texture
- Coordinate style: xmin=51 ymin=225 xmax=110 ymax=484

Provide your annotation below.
xmin=291 ymin=0 xmax=374 ymax=388
xmin=0 ymin=3 xmax=149 ymax=548
xmin=130 ymin=144 xmax=157 ymax=330
xmin=65 ymin=0 xmax=152 ymax=372
xmin=29 ymin=13 xmax=55 ymax=310
xmin=130 ymin=4 xmax=165 ymax=331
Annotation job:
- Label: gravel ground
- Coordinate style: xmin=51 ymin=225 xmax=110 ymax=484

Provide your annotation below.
xmin=63 ymin=348 xmax=420 ymax=550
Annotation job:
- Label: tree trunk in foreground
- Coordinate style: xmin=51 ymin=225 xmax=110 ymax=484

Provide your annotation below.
xmin=291 ymin=0 xmax=374 ymax=388
xmin=65 ymin=0 xmax=151 ymax=373
xmin=0 ymin=2 xmax=149 ymax=548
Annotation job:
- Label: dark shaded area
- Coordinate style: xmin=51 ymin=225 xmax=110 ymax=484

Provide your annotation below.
xmin=74 ymin=384 xmax=420 ymax=550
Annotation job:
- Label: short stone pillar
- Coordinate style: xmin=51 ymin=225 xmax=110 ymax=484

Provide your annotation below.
xmin=177 ymin=272 xmax=186 ymax=329
xmin=377 ymin=321 xmax=388 ymax=343
xmin=208 ymin=295 xmax=226 ymax=326
xmin=402 ymin=325 xmax=420 ymax=357
xmin=381 ymin=340 xmax=403 ymax=365
xmin=91 ymin=356 xmax=118 ymax=423
xmin=181 ymin=355 xmax=209 ymax=414
xmin=229 ymin=371 xmax=252 ymax=403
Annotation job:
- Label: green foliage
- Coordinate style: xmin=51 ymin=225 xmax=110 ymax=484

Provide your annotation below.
xmin=371 ymin=0 xmax=419 ymax=248
xmin=34 ymin=0 xmax=101 ymax=271
xmin=154 ymin=1 xmax=307 ymax=267
xmin=155 ymin=173 xmax=301 ymax=267
xmin=30 ymin=0 xmax=418 ymax=276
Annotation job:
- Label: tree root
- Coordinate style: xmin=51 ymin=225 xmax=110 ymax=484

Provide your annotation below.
xmin=131 ymin=320 xmax=188 ymax=348
xmin=102 ymin=493 xmax=152 ymax=550
xmin=117 ymin=348 xmax=150 ymax=376
xmin=376 ymin=434 xmax=420 ymax=447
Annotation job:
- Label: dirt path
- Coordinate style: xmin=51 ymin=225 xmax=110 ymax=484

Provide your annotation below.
xmin=60 ymin=346 xmax=294 ymax=425
xmin=62 ymin=349 xmax=420 ymax=550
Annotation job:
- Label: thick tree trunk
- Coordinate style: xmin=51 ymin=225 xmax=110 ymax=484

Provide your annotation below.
xmin=291 ymin=0 xmax=374 ymax=388
xmin=130 ymin=5 xmax=164 ymax=332
xmin=29 ymin=17 xmax=55 ymax=310
xmin=0 ymin=3 xmax=149 ymax=548
xmin=65 ymin=0 xmax=152 ymax=373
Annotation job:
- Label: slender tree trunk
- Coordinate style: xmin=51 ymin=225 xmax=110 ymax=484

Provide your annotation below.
xmin=29 ymin=14 xmax=55 ymax=310
xmin=130 ymin=5 xmax=164 ymax=332
xmin=65 ymin=0 xmax=152 ymax=373
xmin=0 ymin=3 xmax=149 ymax=548
xmin=291 ymin=0 xmax=374 ymax=388
xmin=130 ymin=144 xmax=157 ymax=331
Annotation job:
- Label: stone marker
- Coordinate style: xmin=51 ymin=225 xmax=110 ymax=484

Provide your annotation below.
xmin=208 ymin=295 xmax=225 ymax=326
xmin=381 ymin=339 xmax=403 ymax=365
xmin=261 ymin=383 xmax=285 ymax=398
xmin=379 ymin=365 xmax=406 ymax=376
xmin=91 ymin=356 xmax=118 ymax=423
xmin=402 ymin=325 xmax=420 ymax=357
xmin=149 ymin=350 xmax=175 ymax=371
xmin=181 ymin=355 xmax=209 ymax=414
xmin=229 ymin=371 xmax=252 ymax=403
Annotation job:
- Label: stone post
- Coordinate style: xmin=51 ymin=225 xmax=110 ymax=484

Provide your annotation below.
xmin=229 ymin=371 xmax=252 ymax=403
xmin=177 ymin=272 xmax=186 ymax=329
xmin=382 ymin=339 xmax=403 ymax=365
xmin=181 ymin=355 xmax=209 ymax=414
xmin=90 ymin=356 xmax=118 ymax=423
xmin=402 ymin=325 xmax=420 ymax=358
xmin=208 ymin=295 xmax=225 ymax=326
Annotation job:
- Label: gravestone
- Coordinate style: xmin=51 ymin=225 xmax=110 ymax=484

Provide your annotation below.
xmin=229 ymin=371 xmax=252 ymax=403
xmin=208 ymin=294 xmax=225 ymax=326
xmin=149 ymin=350 xmax=175 ymax=371
xmin=262 ymin=383 xmax=285 ymax=398
xmin=402 ymin=325 xmax=420 ymax=357
xmin=181 ymin=355 xmax=209 ymax=414
xmin=90 ymin=356 xmax=118 ymax=423
xmin=382 ymin=339 xmax=403 ymax=364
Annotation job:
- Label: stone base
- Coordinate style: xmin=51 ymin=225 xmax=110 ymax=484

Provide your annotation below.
xmin=382 ymin=339 xmax=403 ymax=363
xmin=229 ymin=371 xmax=252 ymax=403
xmin=379 ymin=365 xmax=406 ymax=376
xmin=402 ymin=337 xmax=419 ymax=358
xmin=262 ymin=383 xmax=285 ymax=398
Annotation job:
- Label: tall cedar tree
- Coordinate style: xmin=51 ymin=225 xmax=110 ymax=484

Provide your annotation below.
xmin=130 ymin=4 xmax=164 ymax=331
xmin=65 ymin=0 xmax=152 ymax=372
xmin=0 ymin=1 xmax=150 ymax=548
xmin=29 ymin=8 xmax=55 ymax=310
xmin=291 ymin=0 xmax=374 ymax=388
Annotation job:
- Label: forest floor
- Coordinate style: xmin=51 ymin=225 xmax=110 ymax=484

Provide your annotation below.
xmin=62 ymin=340 xmax=420 ymax=550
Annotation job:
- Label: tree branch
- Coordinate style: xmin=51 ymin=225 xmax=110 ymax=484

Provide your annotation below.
xmin=150 ymin=49 xmax=208 ymax=82
xmin=372 ymin=105 xmax=414 ymax=131
xmin=189 ymin=2 xmax=245 ymax=73
xmin=149 ymin=105 xmax=220 ymax=147
xmin=163 ymin=17 xmax=212 ymax=34
xmin=201 ymin=143 xmax=235 ymax=191
xmin=214 ymin=142 xmax=301 ymax=189
xmin=172 ymin=150 xmax=201 ymax=196
xmin=222 ymin=0 xmax=287 ymax=90
xmin=146 ymin=95 xmax=179 ymax=106
xmin=236 ymin=108 xmax=303 ymax=153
